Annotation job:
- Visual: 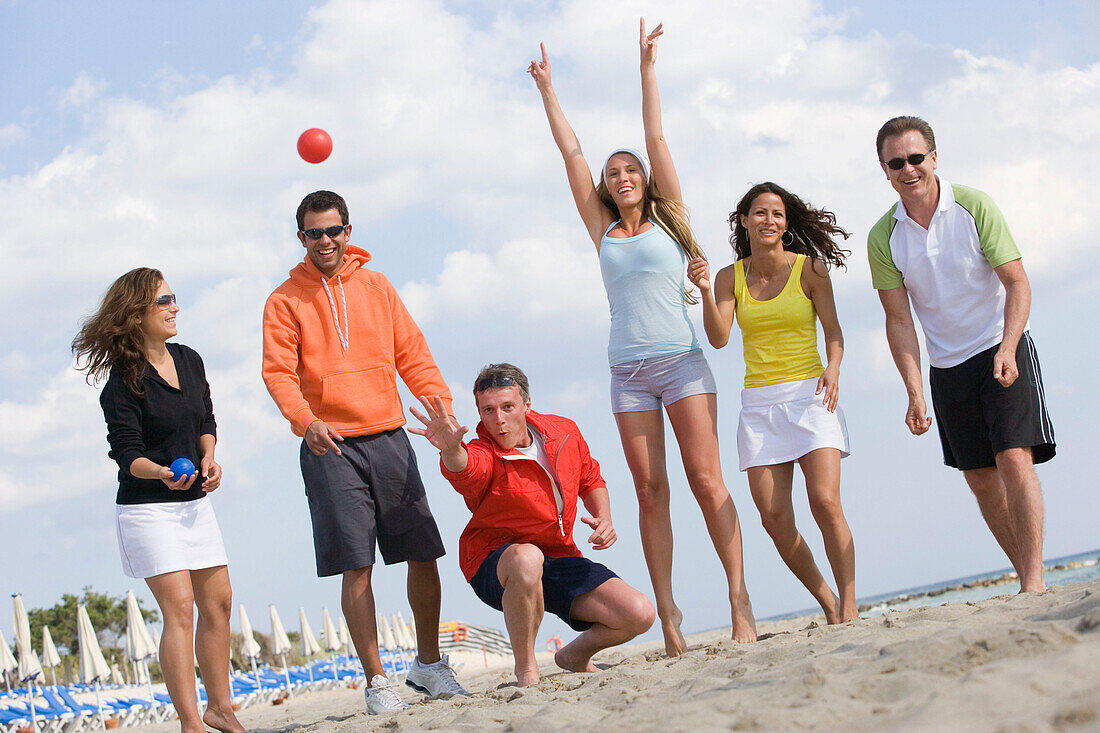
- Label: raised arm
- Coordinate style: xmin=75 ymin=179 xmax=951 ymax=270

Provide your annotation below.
xmin=688 ymin=258 xmax=736 ymax=348
xmin=529 ymin=43 xmax=612 ymax=247
xmin=878 ymin=285 xmax=931 ymax=435
xmin=408 ymin=395 xmax=469 ymax=473
xmin=639 ymin=19 xmax=682 ymax=203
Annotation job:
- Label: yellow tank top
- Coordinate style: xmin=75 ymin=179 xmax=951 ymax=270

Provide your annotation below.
xmin=734 ymin=253 xmax=823 ymax=388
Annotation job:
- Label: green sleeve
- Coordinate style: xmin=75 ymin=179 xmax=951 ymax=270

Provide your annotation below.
xmin=952 ymin=184 xmax=1021 ymax=267
xmin=867 ymin=206 xmax=903 ymax=290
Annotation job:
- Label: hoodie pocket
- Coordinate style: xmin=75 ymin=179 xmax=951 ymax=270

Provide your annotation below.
xmin=320 ymin=366 xmax=401 ymax=427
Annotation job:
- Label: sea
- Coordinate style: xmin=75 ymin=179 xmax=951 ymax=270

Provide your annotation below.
xmin=767 ymin=547 xmax=1100 ymax=621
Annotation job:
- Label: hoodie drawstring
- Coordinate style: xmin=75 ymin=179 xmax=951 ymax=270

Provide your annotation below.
xmin=321 ymin=275 xmax=349 ymax=352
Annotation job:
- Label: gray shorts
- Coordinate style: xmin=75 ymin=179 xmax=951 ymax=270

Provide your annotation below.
xmin=609 ymin=348 xmax=718 ymax=413
xmin=300 ymin=428 xmax=445 ymax=577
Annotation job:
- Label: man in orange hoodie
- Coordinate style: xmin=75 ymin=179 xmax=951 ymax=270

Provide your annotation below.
xmin=262 ymin=190 xmax=465 ymax=713
xmin=409 ymin=363 xmax=655 ymax=687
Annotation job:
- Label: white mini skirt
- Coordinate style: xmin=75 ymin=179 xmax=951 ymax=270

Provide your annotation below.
xmin=115 ymin=495 xmax=228 ymax=579
xmin=737 ymin=377 xmax=851 ymax=471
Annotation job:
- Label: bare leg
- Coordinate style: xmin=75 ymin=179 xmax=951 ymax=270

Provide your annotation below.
xmin=666 ymin=394 xmax=756 ymax=643
xmin=497 ymin=544 xmax=545 ymax=686
xmin=407 ymin=559 xmax=442 ymax=663
xmin=748 ymin=462 xmax=840 ymax=623
xmin=191 ymin=566 xmax=244 ymax=733
xmin=555 ymin=579 xmax=655 ymax=673
xmin=995 ymin=447 xmax=1047 ymax=592
xmin=342 ymin=566 xmax=385 ymax=679
xmin=614 ymin=409 xmax=685 ymax=656
xmin=963 ymin=467 xmax=1023 ymax=576
xmin=799 ymin=448 xmax=857 ymax=621
xmin=145 ymin=571 xmax=204 ymax=733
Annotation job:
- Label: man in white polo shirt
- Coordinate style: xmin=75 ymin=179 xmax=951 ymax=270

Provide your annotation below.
xmin=868 ymin=115 xmax=1055 ymax=593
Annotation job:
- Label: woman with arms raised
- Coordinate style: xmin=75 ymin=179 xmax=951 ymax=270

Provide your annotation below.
xmin=73 ymin=268 xmax=244 ymax=733
xmin=530 ymin=20 xmax=756 ymax=651
xmin=688 ymin=183 xmax=858 ymax=623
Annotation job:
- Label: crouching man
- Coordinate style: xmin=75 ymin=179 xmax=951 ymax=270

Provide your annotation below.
xmin=409 ymin=363 xmax=655 ymax=686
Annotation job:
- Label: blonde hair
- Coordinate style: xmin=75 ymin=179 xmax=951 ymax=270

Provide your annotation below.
xmin=596 ymin=170 xmax=704 ymax=305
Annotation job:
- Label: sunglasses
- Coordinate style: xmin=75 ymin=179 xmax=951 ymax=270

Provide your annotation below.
xmin=300 ymin=225 xmax=348 ymax=240
xmin=154 ymin=293 xmax=177 ymax=308
xmin=475 ymin=374 xmax=516 ymax=392
xmin=884 ymin=151 xmax=934 ymax=170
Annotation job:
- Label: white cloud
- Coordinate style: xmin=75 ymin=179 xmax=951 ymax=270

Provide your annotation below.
xmin=0 ymin=123 xmax=26 ymax=147
xmin=60 ymin=72 xmax=107 ymax=108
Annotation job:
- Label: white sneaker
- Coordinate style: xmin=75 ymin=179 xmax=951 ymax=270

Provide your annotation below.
xmin=363 ymin=674 xmax=409 ymax=714
xmin=405 ymin=654 xmax=469 ymax=699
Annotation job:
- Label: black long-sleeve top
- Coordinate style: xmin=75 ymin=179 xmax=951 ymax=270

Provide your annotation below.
xmin=100 ymin=342 xmax=216 ymax=505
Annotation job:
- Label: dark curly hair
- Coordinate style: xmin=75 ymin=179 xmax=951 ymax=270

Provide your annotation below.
xmin=728 ymin=182 xmax=850 ymax=270
xmin=296 ymin=190 xmax=349 ymax=230
xmin=72 ymin=267 xmax=164 ymax=397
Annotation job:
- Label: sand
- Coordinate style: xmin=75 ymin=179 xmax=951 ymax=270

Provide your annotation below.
xmin=138 ymin=578 xmax=1100 ymax=732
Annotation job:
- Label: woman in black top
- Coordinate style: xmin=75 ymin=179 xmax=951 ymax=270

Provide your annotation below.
xmin=74 ymin=268 xmax=244 ymax=733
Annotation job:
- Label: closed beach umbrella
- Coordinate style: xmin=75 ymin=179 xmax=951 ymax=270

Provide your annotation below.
xmin=151 ymin=626 xmax=161 ymax=661
xmin=77 ymin=604 xmax=111 ymax=731
xmin=298 ymin=608 xmax=321 ymax=685
xmin=393 ymin=613 xmax=415 ymax=650
xmin=124 ymin=591 xmax=157 ymax=662
xmin=298 ymin=608 xmax=321 ymax=657
xmin=238 ymin=605 xmax=262 ymax=688
xmin=13 ymin=594 xmax=43 ymax=684
xmin=77 ymin=606 xmax=111 ymax=683
xmin=238 ymin=606 xmax=262 ymax=660
xmin=269 ymin=606 xmax=293 ymax=697
xmin=339 ymin=616 xmax=357 ymax=658
xmin=0 ymin=629 xmax=17 ymax=690
xmin=321 ymin=608 xmax=341 ymax=653
xmin=41 ymin=626 xmax=62 ymax=686
xmin=124 ymin=591 xmax=157 ymax=707
xmin=378 ymin=614 xmax=397 ymax=652
xmin=320 ymin=608 xmax=341 ymax=681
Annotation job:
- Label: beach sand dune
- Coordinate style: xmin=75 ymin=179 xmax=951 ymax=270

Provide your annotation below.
xmin=146 ymin=578 xmax=1100 ymax=732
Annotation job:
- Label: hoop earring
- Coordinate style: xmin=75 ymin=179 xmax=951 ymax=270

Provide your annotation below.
xmin=781 ymin=231 xmax=794 ymax=246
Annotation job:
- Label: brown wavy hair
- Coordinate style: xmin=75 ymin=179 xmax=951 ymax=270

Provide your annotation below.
xmin=597 ymin=158 xmax=705 ymax=304
xmin=72 ymin=267 xmax=164 ymax=397
xmin=728 ymin=182 xmax=850 ymax=270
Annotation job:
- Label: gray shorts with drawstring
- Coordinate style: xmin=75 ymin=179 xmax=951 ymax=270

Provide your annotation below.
xmin=609 ymin=348 xmax=717 ymax=413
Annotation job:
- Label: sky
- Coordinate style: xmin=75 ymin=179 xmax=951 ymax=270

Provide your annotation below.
xmin=2 ymin=0 xmax=1097 ymax=654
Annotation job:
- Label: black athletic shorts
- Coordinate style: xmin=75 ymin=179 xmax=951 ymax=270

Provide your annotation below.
xmin=929 ymin=332 xmax=1056 ymax=471
xmin=470 ymin=543 xmax=618 ymax=632
xmin=300 ymin=429 xmax=445 ymax=576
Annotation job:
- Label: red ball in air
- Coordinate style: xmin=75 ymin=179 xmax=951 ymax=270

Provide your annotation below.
xmin=297 ymin=128 xmax=333 ymax=164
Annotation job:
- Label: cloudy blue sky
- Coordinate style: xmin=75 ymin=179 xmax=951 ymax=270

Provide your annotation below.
xmin=2 ymin=0 xmax=1097 ymax=651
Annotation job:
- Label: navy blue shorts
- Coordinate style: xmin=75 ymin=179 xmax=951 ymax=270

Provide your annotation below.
xmin=470 ymin=544 xmax=618 ymax=632
xmin=930 ymin=333 xmax=1056 ymax=471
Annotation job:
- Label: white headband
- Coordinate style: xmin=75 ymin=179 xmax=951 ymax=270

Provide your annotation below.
xmin=602 ymin=147 xmax=650 ymax=184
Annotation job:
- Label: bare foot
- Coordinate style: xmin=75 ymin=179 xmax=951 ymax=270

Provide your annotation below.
xmin=731 ymin=596 xmax=757 ymax=643
xmin=515 ymin=665 xmax=540 ymax=687
xmin=554 ymin=642 xmax=598 ymax=673
xmin=203 ymin=705 xmax=245 ymax=733
xmin=660 ymin=607 xmax=687 ymax=657
xmin=837 ymin=597 xmax=860 ymax=622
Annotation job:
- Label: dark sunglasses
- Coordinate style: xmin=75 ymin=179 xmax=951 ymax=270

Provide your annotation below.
xmin=884 ymin=151 xmax=934 ymax=170
xmin=300 ymin=225 xmax=348 ymax=240
xmin=475 ymin=374 xmax=515 ymax=392
xmin=154 ymin=293 xmax=177 ymax=307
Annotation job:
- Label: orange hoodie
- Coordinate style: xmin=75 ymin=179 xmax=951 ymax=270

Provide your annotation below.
xmin=262 ymin=245 xmax=452 ymax=437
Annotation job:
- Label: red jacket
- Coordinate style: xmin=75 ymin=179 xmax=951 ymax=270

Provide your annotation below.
xmin=440 ymin=410 xmax=606 ymax=581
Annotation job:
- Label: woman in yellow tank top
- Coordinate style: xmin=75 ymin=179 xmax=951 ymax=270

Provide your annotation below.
xmin=688 ymin=182 xmax=859 ymax=624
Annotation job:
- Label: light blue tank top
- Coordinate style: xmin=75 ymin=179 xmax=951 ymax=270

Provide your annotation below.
xmin=599 ymin=220 xmax=699 ymax=366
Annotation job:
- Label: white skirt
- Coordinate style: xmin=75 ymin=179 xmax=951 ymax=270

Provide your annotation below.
xmin=115 ymin=495 xmax=228 ymax=579
xmin=737 ymin=377 xmax=851 ymax=471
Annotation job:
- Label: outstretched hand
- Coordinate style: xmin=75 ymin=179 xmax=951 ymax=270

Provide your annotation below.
xmin=527 ymin=43 xmax=552 ymax=90
xmin=640 ymin=18 xmax=664 ymax=66
xmin=408 ymin=395 xmax=468 ymax=453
